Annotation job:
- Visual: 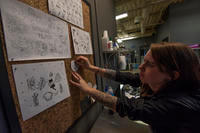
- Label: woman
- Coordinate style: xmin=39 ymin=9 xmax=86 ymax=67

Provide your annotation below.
xmin=70 ymin=42 xmax=200 ymax=133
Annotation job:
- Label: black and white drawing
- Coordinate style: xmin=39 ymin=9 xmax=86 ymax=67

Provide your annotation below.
xmin=1 ymin=0 xmax=71 ymax=61
xmin=71 ymin=60 xmax=79 ymax=72
xmin=48 ymin=0 xmax=84 ymax=29
xmin=12 ymin=61 xmax=70 ymax=121
xmin=71 ymin=26 xmax=93 ymax=55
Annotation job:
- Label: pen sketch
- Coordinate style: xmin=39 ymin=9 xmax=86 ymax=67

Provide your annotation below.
xmin=71 ymin=60 xmax=79 ymax=72
xmin=1 ymin=0 xmax=71 ymax=61
xmin=32 ymin=92 xmax=39 ymax=106
xmin=71 ymin=26 xmax=93 ymax=55
xmin=48 ymin=0 xmax=84 ymax=29
xmin=43 ymin=92 xmax=53 ymax=102
xmin=12 ymin=61 xmax=70 ymax=121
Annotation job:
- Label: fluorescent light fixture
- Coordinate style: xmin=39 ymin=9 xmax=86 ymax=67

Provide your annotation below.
xmin=117 ymin=39 xmax=123 ymax=43
xmin=116 ymin=13 xmax=128 ymax=20
xmin=121 ymin=36 xmax=136 ymax=41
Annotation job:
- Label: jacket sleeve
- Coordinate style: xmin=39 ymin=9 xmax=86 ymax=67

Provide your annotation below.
xmin=115 ymin=71 xmax=141 ymax=87
xmin=115 ymin=95 xmax=191 ymax=126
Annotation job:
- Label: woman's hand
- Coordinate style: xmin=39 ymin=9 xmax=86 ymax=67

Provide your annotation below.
xmin=75 ymin=56 xmax=94 ymax=70
xmin=70 ymin=72 xmax=92 ymax=93
xmin=70 ymin=72 xmax=117 ymax=111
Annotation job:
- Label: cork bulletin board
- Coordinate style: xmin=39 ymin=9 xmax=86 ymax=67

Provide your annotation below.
xmin=0 ymin=0 xmax=96 ymax=132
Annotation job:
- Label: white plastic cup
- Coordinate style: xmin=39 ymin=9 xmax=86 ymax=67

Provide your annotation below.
xmin=102 ymin=30 xmax=109 ymax=51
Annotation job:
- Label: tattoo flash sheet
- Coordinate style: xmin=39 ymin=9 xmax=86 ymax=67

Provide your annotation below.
xmin=71 ymin=26 xmax=93 ymax=55
xmin=48 ymin=0 xmax=84 ymax=29
xmin=12 ymin=61 xmax=70 ymax=121
xmin=1 ymin=0 xmax=71 ymax=61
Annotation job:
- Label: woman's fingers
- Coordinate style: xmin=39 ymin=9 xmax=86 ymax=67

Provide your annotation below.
xmin=73 ymin=72 xmax=82 ymax=79
xmin=76 ymin=56 xmax=84 ymax=62
xmin=69 ymin=80 xmax=80 ymax=87
xmin=76 ymin=56 xmax=86 ymax=61
xmin=76 ymin=59 xmax=85 ymax=65
xmin=76 ymin=56 xmax=88 ymax=65
xmin=75 ymin=60 xmax=84 ymax=66
xmin=72 ymin=72 xmax=80 ymax=81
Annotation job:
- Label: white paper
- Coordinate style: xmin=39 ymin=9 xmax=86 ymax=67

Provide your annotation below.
xmin=71 ymin=60 xmax=79 ymax=72
xmin=12 ymin=61 xmax=70 ymax=121
xmin=48 ymin=0 xmax=84 ymax=29
xmin=1 ymin=0 xmax=71 ymax=61
xmin=71 ymin=26 xmax=93 ymax=55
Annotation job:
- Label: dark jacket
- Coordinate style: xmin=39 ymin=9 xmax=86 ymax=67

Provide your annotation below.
xmin=115 ymin=71 xmax=200 ymax=133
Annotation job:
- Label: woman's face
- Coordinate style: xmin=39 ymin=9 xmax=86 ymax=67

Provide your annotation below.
xmin=139 ymin=50 xmax=171 ymax=92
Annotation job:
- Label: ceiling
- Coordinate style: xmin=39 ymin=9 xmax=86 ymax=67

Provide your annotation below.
xmin=114 ymin=0 xmax=184 ymax=40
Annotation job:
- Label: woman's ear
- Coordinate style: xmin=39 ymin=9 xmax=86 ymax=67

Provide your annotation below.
xmin=173 ymin=71 xmax=180 ymax=80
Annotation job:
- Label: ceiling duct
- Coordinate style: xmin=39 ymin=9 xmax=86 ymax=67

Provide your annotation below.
xmin=115 ymin=0 xmax=184 ymax=40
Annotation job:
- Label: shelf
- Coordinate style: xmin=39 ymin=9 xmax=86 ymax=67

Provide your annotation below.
xmin=103 ymin=49 xmax=133 ymax=54
xmin=121 ymin=69 xmax=140 ymax=74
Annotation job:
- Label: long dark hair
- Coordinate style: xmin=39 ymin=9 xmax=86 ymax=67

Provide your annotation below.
xmin=141 ymin=42 xmax=200 ymax=97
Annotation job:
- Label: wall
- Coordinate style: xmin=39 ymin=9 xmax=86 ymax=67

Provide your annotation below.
xmin=94 ymin=0 xmax=118 ymax=91
xmin=95 ymin=0 xmax=117 ymax=45
xmin=156 ymin=0 xmax=200 ymax=44
xmin=124 ymin=36 xmax=155 ymax=49
xmin=86 ymin=0 xmax=117 ymax=91
xmin=123 ymin=36 xmax=155 ymax=63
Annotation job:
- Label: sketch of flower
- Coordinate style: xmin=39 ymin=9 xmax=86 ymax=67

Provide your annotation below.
xmin=43 ymin=92 xmax=53 ymax=102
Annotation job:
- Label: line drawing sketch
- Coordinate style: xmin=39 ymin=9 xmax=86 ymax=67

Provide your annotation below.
xmin=1 ymin=0 xmax=71 ymax=61
xmin=27 ymin=76 xmax=37 ymax=91
xmin=38 ymin=77 xmax=46 ymax=91
xmin=48 ymin=72 xmax=62 ymax=91
xmin=27 ymin=76 xmax=46 ymax=91
xmin=55 ymin=73 xmax=62 ymax=83
xmin=71 ymin=26 xmax=93 ymax=55
xmin=48 ymin=0 xmax=84 ymax=29
xmin=59 ymin=84 xmax=63 ymax=94
xmin=43 ymin=92 xmax=53 ymax=102
xmin=32 ymin=92 xmax=39 ymax=106
xmin=12 ymin=61 xmax=70 ymax=121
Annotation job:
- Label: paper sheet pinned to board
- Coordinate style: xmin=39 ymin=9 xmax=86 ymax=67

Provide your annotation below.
xmin=12 ymin=61 xmax=70 ymax=121
xmin=48 ymin=0 xmax=84 ymax=29
xmin=71 ymin=26 xmax=93 ymax=55
xmin=1 ymin=0 xmax=71 ymax=61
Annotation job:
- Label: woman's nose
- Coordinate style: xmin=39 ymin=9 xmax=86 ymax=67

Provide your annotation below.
xmin=139 ymin=63 xmax=143 ymax=69
xmin=139 ymin=63 xmax=145 ymax=71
